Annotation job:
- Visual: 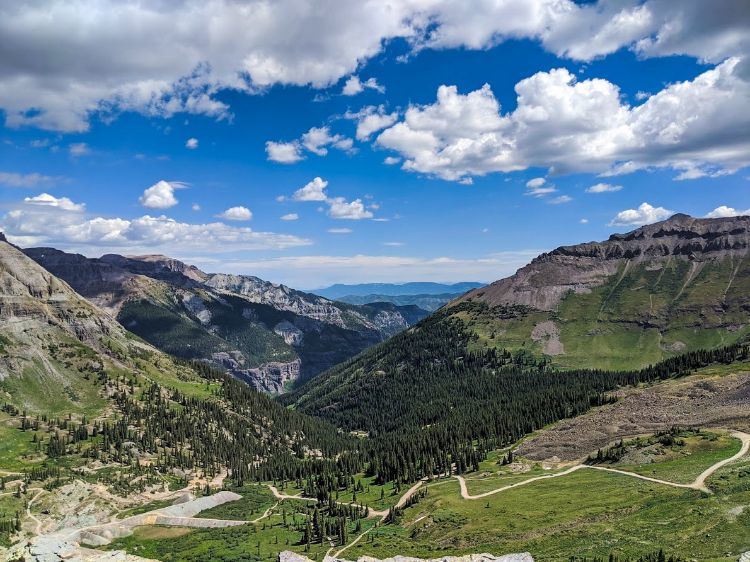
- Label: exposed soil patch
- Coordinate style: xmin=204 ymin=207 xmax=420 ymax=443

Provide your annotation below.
xmin=517 ymin=370 xmax=750 ymax=461
xmin=531 ymin=321 xmax=564 ymax=356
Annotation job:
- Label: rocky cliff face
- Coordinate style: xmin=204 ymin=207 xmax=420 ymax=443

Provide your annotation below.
xmin=23 ymin=247 xmax=426 ymax=392
xmin=0 ymin=241 xmax=123 ymax=354
xmin=205 ymin=273 xmax=371 ymax=330
xmin=462 ymin=214 xmax=750 ymax=311
xmin=0 ymin=237 xmax=151 ymax=411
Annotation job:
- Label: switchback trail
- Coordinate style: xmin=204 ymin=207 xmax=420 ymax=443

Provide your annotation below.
xmin=455 ymin=430 xmax=750 ymax=500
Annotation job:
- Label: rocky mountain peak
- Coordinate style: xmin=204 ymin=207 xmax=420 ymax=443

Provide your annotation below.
xmin=538 ymin=214 xmax=750 ymax=263
xmin=461 ymin=214 xmax=750 ymax=311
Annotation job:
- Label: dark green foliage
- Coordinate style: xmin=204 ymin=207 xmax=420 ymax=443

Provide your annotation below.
xmin=118 ymin=300 xmax=228 ymax=360
xmin=286 ymin=303 xmax=750 ymax=483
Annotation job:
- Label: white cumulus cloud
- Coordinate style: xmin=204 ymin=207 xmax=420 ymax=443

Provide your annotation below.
xmin=1 ymin=1 xmax=747 ymax=132
xmin=376 ymin=58 xmax=750 ymax=182
xmin=327 ymin=197 xmax=373 ymax=220
xmin=265 ymin=141 xmax=304 ymax=163
xmin=341 ymin=76 xmax=385 ymax=96
xmin=345 ymin=105 xmax=399 ymax=140
xmin=608 ymin=202 xmax=674 ymax=226
xmin=289 ymin=177 xmax=374 ymax=220
xmin=23 ymin=193 xmax=85 ymax=212
xmin=705 ymin=205 xmax=750 ymax=218
xmin=267 ymin=126 xmax=353 ymax=162
xmin=139 ymin=180 xmax=187 ymax=209
xmin=1 ymin=207 xmax=310 ymax=254
xmin=293 ymin=177 xmax=329 ymax=202
xmin=217 ymin=206 xmax=252 ymax=221
xmin=185 ymin=137 xmax=199 ymax=149
xmin=280 ymin=213 xmax=299 ymax=221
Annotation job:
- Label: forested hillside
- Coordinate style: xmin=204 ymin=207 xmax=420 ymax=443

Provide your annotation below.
xmin=284 ymin=301 xmax=750 ymax=483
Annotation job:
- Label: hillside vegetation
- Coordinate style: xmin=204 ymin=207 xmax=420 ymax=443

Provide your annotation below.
xmin=457 ymin=214 xmax=750 ymax=370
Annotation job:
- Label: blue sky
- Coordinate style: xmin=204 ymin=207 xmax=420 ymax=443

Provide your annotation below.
xmin=1 ymin=1 xmax=749 ymax=288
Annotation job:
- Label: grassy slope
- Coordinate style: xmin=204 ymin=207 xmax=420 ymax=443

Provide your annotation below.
xmin=463 ymin=257 xmax=750 ymax=371
xmin=104 ymin=429 xmax=750 ymax=562
xmin=346 ymin=432 xmax=750 ymax=561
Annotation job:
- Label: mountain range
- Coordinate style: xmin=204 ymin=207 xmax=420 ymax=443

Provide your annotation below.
xmin=20 ymin=246 xmax=427 ymax=393
xmin=286 ymin=213 xmax=750 ymax=424
xmin=1 ymin=215 xmax=749 ymax=561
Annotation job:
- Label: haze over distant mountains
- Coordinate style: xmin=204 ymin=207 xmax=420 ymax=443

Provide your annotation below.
xmin=312 ymin=282 xmax=481 ymax=311
xmin=314 ymin=282 xmax=482 ymax=298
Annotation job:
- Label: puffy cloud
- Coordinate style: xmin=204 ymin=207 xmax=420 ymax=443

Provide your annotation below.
xmin=548 ymin=194 xmax=572 ymax=204
xmin=280 ymin=213 xmax=299 ymax=221
xmin=1 ymin=1 xmax=747 ymax=132
xmin=265 ymin=141 xmax=304 ymax=163
xmin=705 ymin=205 xmax=750 ymax=218
xmin=23 ymin=192 xmax=85 ymax=212
xmin=345 ymin=105 xmax=399 ymax=140
xmin=293 ymin=177 xmax=329 ymax=202
xmin=301 ymin=126 xmax=353 ymax=155
xmin=290 ymin=177 xmax=374 ymax=220
xmin=191 ymin=203 xmax=201 ymax=211
xmin=608 ymin=202 xmax=674 ymax=226
xmin=341 ymin=76 xmax=385 ymax=96
xmin=267 ymin=126 xmax=353 ymax=163
xmin=383 ymin=156 xmax=401 ymax=165
xmin=327 ymin=197 xmax=373 ymax=220
xmin=1 ymin=207 xmax=310 ymax=254
xmin=586 ymin=182 xmax=623 ymax=193
xmin=139 ymin=180 xmax=187 ymax=209
xmin=217 ymin=206 xmax=252 ymax=221
xmin=185 ymin=137 xmax=199 ymax=149
xmin=0 ymin=171 xmax=60 ymax=188
xmin=376 ymin=58 xmax=750 ymax=181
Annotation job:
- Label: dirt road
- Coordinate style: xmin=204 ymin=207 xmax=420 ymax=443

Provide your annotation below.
xmin=455 ymin=430 xmax=750 ymax=499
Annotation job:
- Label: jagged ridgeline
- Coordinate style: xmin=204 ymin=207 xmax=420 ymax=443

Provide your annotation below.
xmin=22 ymin=247 xmax=427 ymax=393
xmin=1 ymin=220 xmax=749 ymax=496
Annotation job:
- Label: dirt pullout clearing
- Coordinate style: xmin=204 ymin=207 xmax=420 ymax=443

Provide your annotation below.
xmin=517 ymin=370 xmax=750 ymax=461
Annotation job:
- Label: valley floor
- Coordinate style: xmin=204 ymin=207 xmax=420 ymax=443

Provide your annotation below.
xmin=15 ymin=425 xmax=743 ymax=562
xmin=3 ymin=365 xmax=750 ymax=561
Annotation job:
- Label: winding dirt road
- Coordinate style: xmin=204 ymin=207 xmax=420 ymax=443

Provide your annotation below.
xmin=455 ymin=430 xmax=750 ymax=500
xmin=268 ymin=482 xmax=423 ymax=520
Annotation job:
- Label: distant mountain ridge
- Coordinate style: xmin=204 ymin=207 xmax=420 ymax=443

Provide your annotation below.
xmin=334 ymin=292 xmax=463 ymax=311
xmin=314 ymin=281 xmax=482 ymax=299
xmin=22 ymin=246 xmax=427 ymax=393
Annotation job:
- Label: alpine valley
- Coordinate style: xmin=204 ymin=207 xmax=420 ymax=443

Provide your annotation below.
xmin=1 ymin=215 xmax=750 ymax=561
